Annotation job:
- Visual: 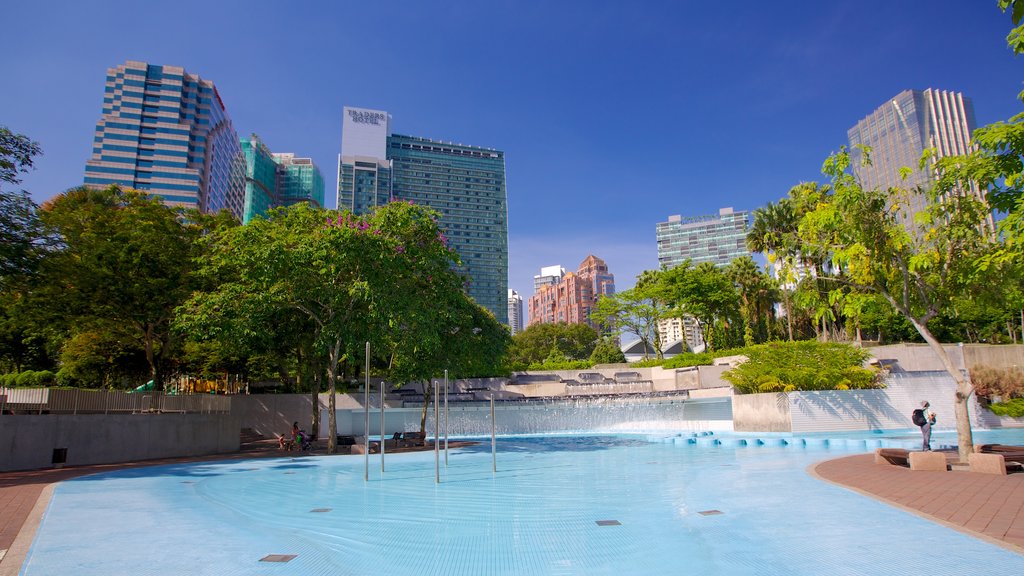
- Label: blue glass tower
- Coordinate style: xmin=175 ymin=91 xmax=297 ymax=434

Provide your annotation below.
xmin=337 ymin=107 xmax=509 ymax=324
xmin=84 ymin=61 xmax=246 ymax=219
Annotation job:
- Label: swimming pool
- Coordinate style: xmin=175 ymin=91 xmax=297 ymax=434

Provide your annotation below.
xmin=20 ymin=430 xmax=1024 ymax=575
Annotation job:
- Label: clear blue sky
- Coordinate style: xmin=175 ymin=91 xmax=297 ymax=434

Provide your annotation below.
xmin=3 ymin=1 xmax=1022 ymax=296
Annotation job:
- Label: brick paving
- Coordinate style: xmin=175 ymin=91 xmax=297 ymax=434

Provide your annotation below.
xmin=2 ymin=447 xmax=1021 ymax=573
xmin=813 ymin=452 xmax=1024 ymax=552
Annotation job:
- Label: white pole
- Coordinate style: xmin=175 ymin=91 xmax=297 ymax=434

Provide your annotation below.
xmin=444 ymin=369 xmax=449 ymax=466
xmin=364 ymin=341 xmax=370 ymax=482
xmin=491 ymin=395 xmax=496 ymax=473
xmin=380 ymin=371 xmax=385 ymax=473
xmin=434 ymin=380 xmax=440 ymax=483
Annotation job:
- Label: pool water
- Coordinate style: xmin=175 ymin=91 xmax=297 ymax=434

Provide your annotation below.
xmin=21 ymin=431 xmax=1024 ymax=575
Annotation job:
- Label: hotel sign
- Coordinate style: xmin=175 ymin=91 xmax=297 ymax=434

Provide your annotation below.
xmin=348 ymin=109 xmax=387 ymax=125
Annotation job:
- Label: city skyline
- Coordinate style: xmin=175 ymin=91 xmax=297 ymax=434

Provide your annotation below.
xmin=4 ymin=1 xmax=1022 ymax=299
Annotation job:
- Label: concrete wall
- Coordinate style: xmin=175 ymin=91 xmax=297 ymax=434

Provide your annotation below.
xmin=0 ymin=413 xmax=240 ymax=472
xmin=731 ymin=370 xmax=1006 ymax=434
xmin=961 ymin=344 xmax=1024 ymax=371
xmin=867 ymin=343 xmax=967 ymax=372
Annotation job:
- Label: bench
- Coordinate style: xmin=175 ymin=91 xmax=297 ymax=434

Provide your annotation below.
xmin=969 ymin=444 xmax=1024 ymax=475
xmin=874 ymin=448 xmax=948 ymax=471
xmin=394 ymin=431 xmax=426 ymax=448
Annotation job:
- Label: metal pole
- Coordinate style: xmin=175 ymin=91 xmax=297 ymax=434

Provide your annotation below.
xmin=380 ymin=372 xmax=385 ymax=473
xmin=491 ymin=395 xmax=496 ymax=473
xmin=434 ymin=380 xmax=440 ymax=484
xmin=364 ymin=341 xmax=370 ymax=482
xmin=444 ymin=369 xmax=449 ymax=466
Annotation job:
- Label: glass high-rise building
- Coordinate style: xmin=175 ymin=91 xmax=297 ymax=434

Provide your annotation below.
xmin=84 ymin=61 xmax=246 ymax=218
xmin=847 ymin=89 xmax=984 ymax=226
xmin=337 ymin=106 xmax=509 ymax=324
xmin=656 ymin=207 xmax=750 ymax=269
xmin=275 ymin=153 xmax=325 ymax=209
xmin=240 ymin=135 xmax=325 ymax=224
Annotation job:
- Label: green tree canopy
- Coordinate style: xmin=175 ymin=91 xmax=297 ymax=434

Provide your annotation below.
xmin=507 ymin=322 xmax=599 ymax=368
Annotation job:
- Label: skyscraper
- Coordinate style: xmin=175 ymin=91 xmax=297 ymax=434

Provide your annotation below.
xmin=240 ymin=134 xmax=324 ymax=223
xmin=507 ymin=289 xmax=524 ymax=336
xmin=656 ymin=207 xmax=750 ymax=269
xmin=847 ymin=89 xmax=984 ymax=225
xmin=527 ymin=255 xmax=615 ymax=331
xmin=84 ymin=61 xmax=246 ymax=218
xmin=337 ymin=106 xmax=509 ymax=324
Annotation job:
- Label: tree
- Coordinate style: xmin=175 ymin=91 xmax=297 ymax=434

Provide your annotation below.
xmin=795 ymin=147 xmax=995 ymax=461
xmin=724 ymin=256 xmax=778 ymax=346
xmin=507 ymin=322 xmax=599 ymax=367
xmin=0 ymin=126 xmax=41 ymax=185
xmin=0 ymin=127 xmax=46 ymax=289
xmin=589 ymin=336 xmax=626 ymax=365
xmin=591 ymin=277 xmax=665 ymax=361
xmin=658 ymin=261 xmax=740 ymax=352
xmin=37 ymin=186 xmax=202 ymax=390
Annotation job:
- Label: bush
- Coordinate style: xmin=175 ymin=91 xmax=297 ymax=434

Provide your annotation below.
xmin=989 ymin=398 xmax=1024 ymax=418
xmin=526 ymin=359 xmax=592 ymax=371
xmin=971 ymin=366 xmax=1024 ymax=400
xmin=722 ymin=341 xmax=882 ymax=394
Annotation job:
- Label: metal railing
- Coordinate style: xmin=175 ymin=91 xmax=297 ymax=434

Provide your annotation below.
xmin=0 ymin=387 xmax=231 ymax=415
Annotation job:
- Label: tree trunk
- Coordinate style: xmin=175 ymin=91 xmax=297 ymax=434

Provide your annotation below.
xmin=420 ymin=380 xmax=433 ymax=436
xmin=143 ymin=323 xmax=164 ymax=392
xmin=326 ymin=340 xmax=342 ymax=455
xmin=908 ymin=317 xmax=974 ymax=462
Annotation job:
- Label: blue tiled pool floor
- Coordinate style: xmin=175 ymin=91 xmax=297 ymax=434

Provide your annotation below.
xmin=21 ymin=433 xmax=1024 ymax=575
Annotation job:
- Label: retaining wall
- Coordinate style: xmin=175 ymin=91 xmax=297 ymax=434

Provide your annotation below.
xmin=0 ymin=413 xmax=240 ymax=472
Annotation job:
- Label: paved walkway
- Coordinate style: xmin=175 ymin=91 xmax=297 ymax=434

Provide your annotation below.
xmin=814 ymin=453 xmax=1024 ymax=552
xmin=1 ymin=448 xmax=1021 ymax=574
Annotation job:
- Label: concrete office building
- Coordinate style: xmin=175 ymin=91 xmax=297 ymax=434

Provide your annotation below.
xmin=240 ymin=135 xmax=324 ymax=223
xmin=847 ymin=89 xmax=987 ymax=227
xmin=527 ymin=255 xmax=615 ymax=332
xmin=656 ymin=207 xmax=750 ymax=269
xmin=337 ymin=106 xmax=509 ymax=323
xmin=84 ymin=61 xmax=246 ymax=218
xmin=507 ymin=289 xmax=524 ymax=336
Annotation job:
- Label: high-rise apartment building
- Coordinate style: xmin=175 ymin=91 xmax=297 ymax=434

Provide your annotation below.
xmin=507 ymin=289 xmax=524 ymax=336
xmin=533 ymin=265 xmax=565 ymax=292
xmin=656 ymin=207 xmax=750 ymax=269
xmin=84 ymin=61 xmax=246 ymax=218
xmin=527 ymin=255 xmax=615 ymax=331
xmin=240 ymin=134 xmax=324 ymax=223
xmin=847 ymin=89 xmax=984 ymax=225
xmin=337 ymin=106 xmax=509 ymax=323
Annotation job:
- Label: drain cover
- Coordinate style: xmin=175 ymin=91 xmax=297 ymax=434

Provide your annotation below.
xmin=260 ymin=554 xmax=297 ymax=563
xmin=310 ymin=508 xmax=332 ymax=513
xmin=698 ymin=510 xmax=723 ymax=516
xmin=595 ymin=520 xmax=621 ymax=526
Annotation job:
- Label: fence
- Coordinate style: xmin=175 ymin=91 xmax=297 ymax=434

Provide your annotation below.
xmin=0 ymin=387 xmax=231 ymax=415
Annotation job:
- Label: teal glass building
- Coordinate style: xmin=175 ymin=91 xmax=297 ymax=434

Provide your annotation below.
xmin=84 ymin=61 xmax=246 ymax=218
xmin=240 ymin=135 xmax=325 ymax=223
xmin=656 ymin=207 xmax=750 ymax=269
xmin=337 ymin=107 xmax=508 ymax=324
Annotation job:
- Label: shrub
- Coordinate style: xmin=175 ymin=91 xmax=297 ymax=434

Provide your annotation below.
xmin=722 ymin=341 xmax=882 ymax=395
xmin=526 ymin=359 xmax=592 ymax=371
xmin=989 ymin=398 xmax=1024 ymax=418
xmin=971 ymin=366 xmax=1024 ymax=400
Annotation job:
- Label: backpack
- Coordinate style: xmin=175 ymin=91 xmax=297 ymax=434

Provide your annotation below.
xmin=912 ymin=408 xmax=927 ymax=427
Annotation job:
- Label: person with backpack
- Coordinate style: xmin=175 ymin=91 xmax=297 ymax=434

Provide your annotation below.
xmin=912 ymin=401 xmax=936 ymax=450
